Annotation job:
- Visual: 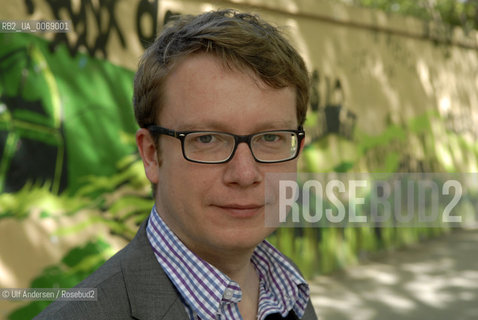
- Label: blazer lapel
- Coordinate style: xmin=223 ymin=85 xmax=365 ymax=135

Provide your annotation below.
xmin=120 ymin=221 xmax=189 ymax=320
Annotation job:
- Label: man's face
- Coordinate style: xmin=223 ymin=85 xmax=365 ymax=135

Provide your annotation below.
xmin=141 ymin=53 xmax=300 ymax=258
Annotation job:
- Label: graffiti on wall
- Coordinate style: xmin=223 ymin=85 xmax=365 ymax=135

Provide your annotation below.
xmin=1 ymin=0 xmax=175 ymax=193
xmin=306 ymin=69 xmax=357 ymax=144
xmin=22 ymin=0 xmax=182 ymax=57
xmin=25 ymin=0 xmax=126 ymax=57
xmin=0 ymin=46 xmax=67 ymax=194
xmin=0 ymin=38 xmax=137 ymax=194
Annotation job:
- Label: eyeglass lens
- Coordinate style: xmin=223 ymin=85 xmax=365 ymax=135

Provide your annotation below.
xmin=183 ymin=131 xmax=298 ymax=163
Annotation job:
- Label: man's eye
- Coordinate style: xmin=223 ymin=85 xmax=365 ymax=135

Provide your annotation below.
xmin=197 ymin=134 xmax=215 ymax=143
xmin=262 ymin=134 xmax=280 ymax=142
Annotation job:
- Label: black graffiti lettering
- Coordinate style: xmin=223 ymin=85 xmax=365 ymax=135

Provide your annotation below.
xmin=310 ymin=70 xmax=320 ymax=112
xmin=163 ymin=10 xmax=182 ymax=26
xmin=94 ymin=0 xmax=126 ymax=56
xmin=26 ymin=0 xmax=126 ymax=58
xmin=25 ymin=0 xmax=34 ymax=14
xmin=309 ymin=70 xmax=346 ymax=112
xmin=330 ymin=79 xmax=344 ymax=106
xmin=136 ymin=0 xmax=159 ymax=49
xmin=308 ymin=69 xmax=356 ymax=142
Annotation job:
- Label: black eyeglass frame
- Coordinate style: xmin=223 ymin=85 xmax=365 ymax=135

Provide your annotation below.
xmin=146 ymin=125 xmax=305 ymax=164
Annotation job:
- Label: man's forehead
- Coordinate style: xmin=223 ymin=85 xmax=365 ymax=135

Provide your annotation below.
xmin=159 ymin=53 xmax=297 ymax=120
xmin=167 ymin=52 xmax=283 ymax=90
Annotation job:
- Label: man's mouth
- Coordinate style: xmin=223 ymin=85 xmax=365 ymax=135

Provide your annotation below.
xmin=213 ymin=204 xmax=264 ymax=218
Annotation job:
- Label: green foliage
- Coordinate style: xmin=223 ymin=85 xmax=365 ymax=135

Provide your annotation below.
xmin=0 ymin=153 xmax=152 ymax=241
xmin=0 ymin=32 xmax=138 ymax=195
xmin=0 ymin=181 xmax=86 ymax=220
xmin=276 ymin=109 xmax=478 ymax=278
xmin=2 ymin=152 xmax=152 ymax=317
xmin=62 ymin=240 xmax=111 ymax=268
xmin=340 ymin=0 xmax=478 ymax=32
xmin=2 ymin=152 xmax=150 ymax=223
xmin=333 ymin=161 xmax=355 ymax=172
xmin=7 ymin=239 xmax=113 ymax=320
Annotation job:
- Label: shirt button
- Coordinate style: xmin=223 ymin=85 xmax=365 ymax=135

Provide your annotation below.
xmin=224 ymin=289 xmax=233 ymax=300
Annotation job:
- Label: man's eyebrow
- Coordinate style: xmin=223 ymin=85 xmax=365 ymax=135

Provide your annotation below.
xmin=177 ymin=120 xmax=298 ymax=132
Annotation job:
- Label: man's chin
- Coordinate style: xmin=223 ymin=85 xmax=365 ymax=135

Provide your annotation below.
xmin=214 ymin=227 xmax=274 ymax=250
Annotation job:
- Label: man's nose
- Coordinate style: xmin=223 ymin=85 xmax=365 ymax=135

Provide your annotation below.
xmin=222 ymin=142 xmax=262 ymax=187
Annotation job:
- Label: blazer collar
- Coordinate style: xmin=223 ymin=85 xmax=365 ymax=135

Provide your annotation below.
xmin=120 ymin=220 xmax=188 ymax=320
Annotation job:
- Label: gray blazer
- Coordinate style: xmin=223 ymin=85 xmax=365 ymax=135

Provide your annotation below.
xmin=34 ymin=221 xmax=318 ymax=320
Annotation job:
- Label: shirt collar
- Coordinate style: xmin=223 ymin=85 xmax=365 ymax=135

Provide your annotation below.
xmin=252 ymin=242 xmax=310 ymax=319
xmin=146 ymin=206 xmax=310 ymax=320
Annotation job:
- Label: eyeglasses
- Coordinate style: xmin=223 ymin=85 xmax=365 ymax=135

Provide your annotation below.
xmin=147 ymin=125 xmax=305 ymax=164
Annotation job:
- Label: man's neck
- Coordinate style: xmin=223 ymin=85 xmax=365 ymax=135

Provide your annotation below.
xmin=190 ymin=244 xmax=255 ymax=282
xmin=189 ymin=246 xmax=260 ymax=320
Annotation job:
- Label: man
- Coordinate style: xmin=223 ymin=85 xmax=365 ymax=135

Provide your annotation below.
xmin=35 ymin=9 xmax=317 ymax=320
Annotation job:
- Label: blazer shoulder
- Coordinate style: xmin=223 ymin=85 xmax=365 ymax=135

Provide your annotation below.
xmin=34 ymin=220 xmax=161 ymax=320
xmin=33 ymin=270 xmax=131 ymax=320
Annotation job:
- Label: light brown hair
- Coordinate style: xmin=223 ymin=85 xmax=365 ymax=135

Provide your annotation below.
xmin=133 ymin=9 xmax=309 ymax=128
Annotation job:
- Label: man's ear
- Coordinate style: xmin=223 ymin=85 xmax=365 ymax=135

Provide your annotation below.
xmin=136 ymin=128 xmax=160 ymax=184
